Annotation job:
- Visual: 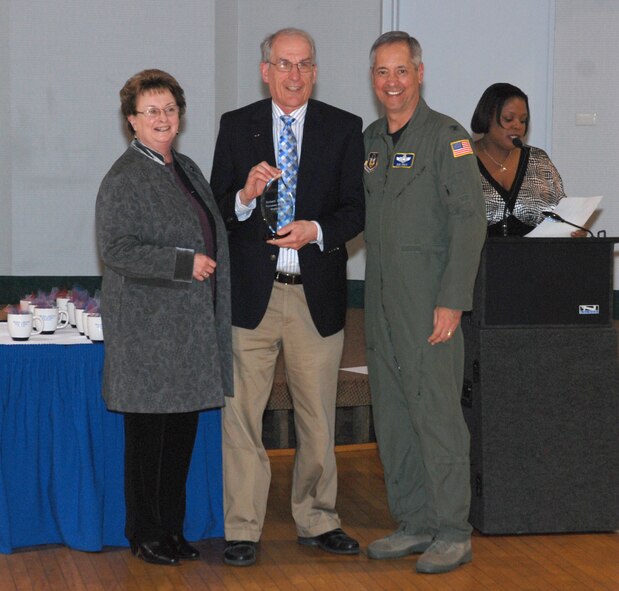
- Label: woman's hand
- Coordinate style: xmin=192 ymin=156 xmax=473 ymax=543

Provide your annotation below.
xmin=193 ymin=253 xmax=217 ymax=281
xmin=570 ymin=229 xmax=589 ymax=238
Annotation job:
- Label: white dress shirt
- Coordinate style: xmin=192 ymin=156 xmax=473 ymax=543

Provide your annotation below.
xmin=234 ymin=101 xmax=323 ymax=275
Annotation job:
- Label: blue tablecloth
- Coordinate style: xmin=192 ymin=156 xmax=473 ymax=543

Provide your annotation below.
xmin=0 ymin=342 xmax=223 ymax=553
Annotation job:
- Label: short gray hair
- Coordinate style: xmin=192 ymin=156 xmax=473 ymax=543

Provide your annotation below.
xmin=370 ymin=31 xmax=422 ymax=68
xmin=260 ymin=28 xmax=317 ymax=63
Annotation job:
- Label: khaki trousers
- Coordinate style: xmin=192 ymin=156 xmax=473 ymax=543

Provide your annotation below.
xmin=223 ymin=281 xmax=344 ymax=541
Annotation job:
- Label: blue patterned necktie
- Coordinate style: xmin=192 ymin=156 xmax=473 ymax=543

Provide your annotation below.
xmin=277 ymin=115 xmax=298 ymax=229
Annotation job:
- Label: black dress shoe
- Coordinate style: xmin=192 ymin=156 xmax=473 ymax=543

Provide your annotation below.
xmin=130 ymin=539 xmax=180 ymax=566
xmin=223 ymin=541 xmax=256 ymax=566
xmin=298 ymin=528 xmax=360 ymax=555
xmin=169 ymin=533 xmax=200 ymax=560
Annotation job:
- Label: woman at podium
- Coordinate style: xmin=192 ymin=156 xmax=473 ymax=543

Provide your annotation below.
xmin=471 ymin=83 xmax=573 ymax=237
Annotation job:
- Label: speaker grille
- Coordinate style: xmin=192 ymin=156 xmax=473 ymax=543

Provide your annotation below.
xmin=475 ymin=239 xmax=613 ymax=327
xmin=463 ymin=324 xmax=619 ymax=534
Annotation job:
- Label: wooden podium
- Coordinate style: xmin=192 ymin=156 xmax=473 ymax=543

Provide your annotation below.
xmin=462 ymin=238 xmax=619 ymax=534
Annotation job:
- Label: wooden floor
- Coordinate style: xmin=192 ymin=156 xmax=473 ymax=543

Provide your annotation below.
xmin=1 ymin=447 xmax=618 ymax=591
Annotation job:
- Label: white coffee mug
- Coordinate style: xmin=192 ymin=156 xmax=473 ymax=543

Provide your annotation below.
xmin=34 ymin=306 xmax=69 ymax=334
xmin=75 ymin=308 xmax=86 ymax=334
xmin=7 ymin=313 xmax=43 ymax=341
xmin=67 ymin=301 xmax=77 ymax=326
xmin=87 ymin=313 xmax=104 ymax=341
xmin=56 ymin=297 xmax=70 ymax=311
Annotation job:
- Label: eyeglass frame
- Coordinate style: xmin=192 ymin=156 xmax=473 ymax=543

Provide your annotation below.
xmin=135 ymin=105 xmax=181 ymax=119
xmin=267 ymin=59 xmax=315 ymax=74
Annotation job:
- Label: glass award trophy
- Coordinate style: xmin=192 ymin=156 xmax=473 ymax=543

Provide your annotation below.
xmin=260 ymin=177 xmax=293 ymax=240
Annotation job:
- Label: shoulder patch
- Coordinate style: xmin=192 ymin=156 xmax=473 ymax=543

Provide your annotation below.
xmin=364 ymin=152 xmax=379 ymax=173
xmin=450 ymin=139 xmax=473 ymax=158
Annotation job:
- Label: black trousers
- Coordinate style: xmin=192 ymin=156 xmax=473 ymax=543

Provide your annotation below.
xmin=123 ymin=411 xmax=199 ymax=542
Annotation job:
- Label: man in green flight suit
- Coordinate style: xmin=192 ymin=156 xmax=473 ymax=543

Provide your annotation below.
xmin=363 ymin=31 xmax=486 ymax=574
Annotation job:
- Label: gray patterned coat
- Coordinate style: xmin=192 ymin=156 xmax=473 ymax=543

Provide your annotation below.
xmin=95 ymin=145 xmax=233 ymax=413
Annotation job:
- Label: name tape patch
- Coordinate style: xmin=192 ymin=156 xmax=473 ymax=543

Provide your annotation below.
xmin=392 ymin=153 xmax=415 ymax=168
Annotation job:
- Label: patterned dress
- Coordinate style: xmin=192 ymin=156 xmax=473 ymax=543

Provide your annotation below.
xmin=479 ymin=146 xmax=566 ymax=236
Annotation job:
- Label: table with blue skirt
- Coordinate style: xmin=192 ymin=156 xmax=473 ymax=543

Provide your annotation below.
xmin=0 ymin=325 xmax=223 ymax=554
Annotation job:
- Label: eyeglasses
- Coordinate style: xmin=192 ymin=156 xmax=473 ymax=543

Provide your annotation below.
xmin=268 ymin=59 xmax=314 ymax=74
xmin=135 ymin=105 xmax=180 ymax=119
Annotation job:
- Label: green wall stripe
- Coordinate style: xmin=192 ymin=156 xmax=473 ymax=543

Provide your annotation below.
xmin=0 ymin=277 xmax=102 ymax=304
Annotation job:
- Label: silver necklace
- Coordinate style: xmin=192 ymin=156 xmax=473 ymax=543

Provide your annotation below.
xmin=483 ymin=147 xmax=513 ymax=172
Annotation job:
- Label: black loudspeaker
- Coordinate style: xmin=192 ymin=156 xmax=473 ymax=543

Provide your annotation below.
xmin=462 ymin=321 xmax=619 ymax=534
xmin=474 ymin=238 xmax=614 ymax=327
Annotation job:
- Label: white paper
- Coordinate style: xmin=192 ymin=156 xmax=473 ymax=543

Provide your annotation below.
xmin=525 ymin=196 xmax=603 ymax=238
xmin=340 ymin=366 xmax=368 ymax=375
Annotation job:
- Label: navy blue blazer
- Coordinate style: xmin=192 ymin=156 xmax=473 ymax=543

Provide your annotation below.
xmin=211 ymin=98 xmax=365 ymax=337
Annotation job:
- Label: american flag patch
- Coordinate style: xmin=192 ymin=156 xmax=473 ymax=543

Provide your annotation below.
xmin=451 ymin=139 xmax=473 ymax=158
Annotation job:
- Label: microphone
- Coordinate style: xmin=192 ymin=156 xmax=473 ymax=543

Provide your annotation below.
xmin=512 ymin=137 xmax=524 ymax=148
xmin=541 ymin=211 xmax=594 ymax=237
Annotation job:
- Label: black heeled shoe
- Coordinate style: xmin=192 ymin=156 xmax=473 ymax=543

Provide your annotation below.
xmin=130 ymin=539 xmax=180 ymax=566
xmin=169 ymin=533 xmax=200 ymax=560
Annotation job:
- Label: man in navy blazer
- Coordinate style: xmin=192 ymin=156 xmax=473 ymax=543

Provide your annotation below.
xmin=211 ymin=28 xmax=365 ymax=567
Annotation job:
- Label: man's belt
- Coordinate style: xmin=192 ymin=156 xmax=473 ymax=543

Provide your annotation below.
xmin=275 ymin=272 xmax=302 ymax=285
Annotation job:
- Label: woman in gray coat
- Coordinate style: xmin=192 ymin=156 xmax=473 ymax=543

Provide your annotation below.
xmin=96 ymin=69 xmax=232 ymax=566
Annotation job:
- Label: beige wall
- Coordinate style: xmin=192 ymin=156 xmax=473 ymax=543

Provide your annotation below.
xmin=3 ymin=1 xmax=618 ymax=284
xmin=553 ymin=1 xmax=619 ymax=243
xmin=0 ymin=1 xmax=11 ymax=274
xmin=0 ymin=0 xmax=381 ymax=279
